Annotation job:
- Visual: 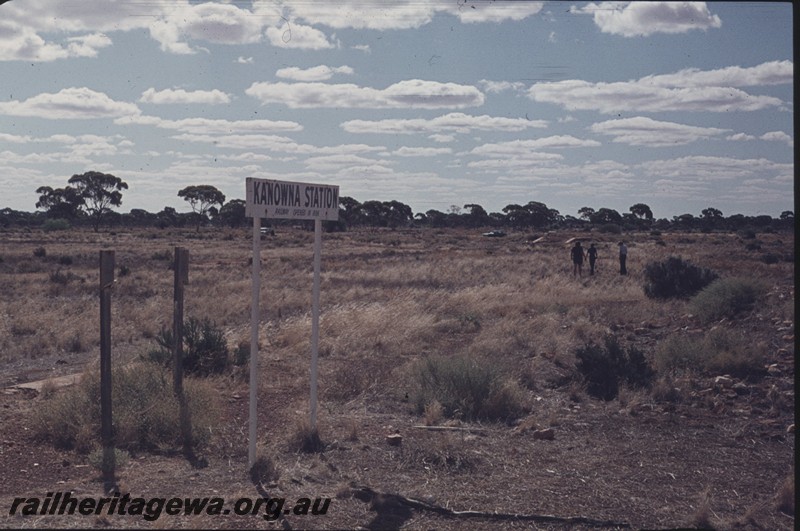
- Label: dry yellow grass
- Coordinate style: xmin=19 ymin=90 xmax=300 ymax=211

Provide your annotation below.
xmin=1 ymin=225 xmax=795 ymax=530
xmin=1 ymin=227 xmax=792 ymax=382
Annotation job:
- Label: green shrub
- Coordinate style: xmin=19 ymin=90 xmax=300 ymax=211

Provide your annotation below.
xmin=33 ymin=362 xmax=220 ymax=452
xmin=652 ymin=335 xmax=704 ymax=374
xmin=33 ymin=246 xmax=47 ymax=258
xmin=411 ymin=355 xmax=525 ymax=422
xmin=574 ymin=336 xmax=655 ymax=401
xmin=146 ymin=317 xmax=231 ymax=376
xmin=43 ymin=218 xmax=71 ymax=232
xmin=653 ymin=329 xmax=765 ymax=379
xmin=643 ymin=256 xmax=718 ymax=299
xmin=701 ymin=329 xmax=766 ymax=379
xmin=689 ymin=277 xmax=765 ymax=323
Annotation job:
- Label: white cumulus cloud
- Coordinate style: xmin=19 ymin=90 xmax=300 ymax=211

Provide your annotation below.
xmin=140 ymin=88 xmax=231 ymax=105
xmin=0 ymin=87 xmax=140 ymax=119
xmin=341 ymin=112 xmax=546 ymax=135
xmin=276 ymin=65 xmax=354 ymax=81
xmin=760 ymin=131 xmax=793 ymax=146
xmin=529 ymin=61 xmax=789 ymax=114
xmin=590 ymin=117 xmax=729 ymax=146
xmin=572 ymin=1 xmax=722 ymax=37
xmin=246 ymin=80 xmax=484 ymax=109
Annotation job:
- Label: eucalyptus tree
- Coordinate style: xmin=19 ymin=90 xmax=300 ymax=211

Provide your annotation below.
xmin=178 ymin=185 xmax=226 ymax=229
xmin=68 ymin=171 xmax=129 ymax=231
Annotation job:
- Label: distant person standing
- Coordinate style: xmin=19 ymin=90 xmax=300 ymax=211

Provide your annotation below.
xmin=587 ymin=243 xmax=598 ymax=275
xmin=618 ymin=241 xmax=628 ymax=275
xmin=571 ymin=241 xmax=586 ymax=277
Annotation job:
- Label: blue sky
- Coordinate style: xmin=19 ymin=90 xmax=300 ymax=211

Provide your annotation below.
xmin=0 ymin=1 xmax=794 ymax=219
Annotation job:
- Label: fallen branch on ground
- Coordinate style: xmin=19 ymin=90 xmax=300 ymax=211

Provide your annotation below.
xmin=350 ymin=485 xmax=630 ymax=528
xmin=411 ymin=425 xmax=488 ymax=433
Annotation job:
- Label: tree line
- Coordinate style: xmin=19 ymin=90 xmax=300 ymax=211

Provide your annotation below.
xmin=0 ymin=171 xmax=794 ymax=233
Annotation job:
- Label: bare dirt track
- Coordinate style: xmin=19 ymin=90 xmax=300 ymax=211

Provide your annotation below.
xmin=0 ymin=226 xmax=795 ymax=530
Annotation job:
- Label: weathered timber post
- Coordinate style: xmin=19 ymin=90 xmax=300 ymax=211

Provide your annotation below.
xmin=99 ymin=250 xmax=115 ymax=490
xmin=172 ymin=247 xmax=193 ymax=458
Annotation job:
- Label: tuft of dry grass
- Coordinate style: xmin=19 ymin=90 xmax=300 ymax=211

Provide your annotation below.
xmin=775 ymin=471 xmax=795 ymax=515
xmin=398 ymin=432 xmax=476 ymax=473
xmin=690 ymin=488 xmax=715 ymax=529
xmin=249 ymin=453 xmax=280 ymax=485
xmin=423 ymin=400 xmax=444 ymax=426
xmin=289 ymin=419 xmax=325 ymax=453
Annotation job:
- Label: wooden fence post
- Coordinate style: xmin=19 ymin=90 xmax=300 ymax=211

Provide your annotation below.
xmin=173 ymin=247 xmax=188 ymax=395
xmin=99 ymin=250 xmax=115 ymax=490
xmin=172 ymin=247 xmax=193 ymax=458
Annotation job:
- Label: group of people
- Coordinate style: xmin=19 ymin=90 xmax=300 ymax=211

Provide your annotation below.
xmin=570 ymin=240 xmax=627 ymax=278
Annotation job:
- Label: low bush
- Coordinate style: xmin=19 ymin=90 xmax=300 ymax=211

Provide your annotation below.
xmin=643 ymin=256 xmax=718 ymax=299
xmin=411 ymin=355 xmax=525 ymax=422
xmin=574 ymin=336 xmax=654 ymax=401
xmin=689 ymin=277 xmax=766 ymax=323
xmin=146 ymin=317 xmax=230 ymax=376
xmin=43 ymin=218 xmax=70 ymax=232
xmin=33 ymin=246 xmax=47 ymax=258
xmin=33 ymin=362 xmax=220 ymax=452
xmin=653 ymin=329 xmax=765 ymax=379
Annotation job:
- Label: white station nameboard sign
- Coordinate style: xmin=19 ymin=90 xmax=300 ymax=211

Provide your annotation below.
xmin=246 ymin=178 xmax=339 ymax=221
xmin=244 ymin=176 xmax=339 ymax=469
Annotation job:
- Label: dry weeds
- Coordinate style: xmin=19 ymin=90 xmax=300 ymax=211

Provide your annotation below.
xmin=0 ymin=226 xmax=794 ymax=530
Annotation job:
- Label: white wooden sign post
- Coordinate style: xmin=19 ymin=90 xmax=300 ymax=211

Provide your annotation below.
xmin=245 ymin=178 xmax=339 ymax=468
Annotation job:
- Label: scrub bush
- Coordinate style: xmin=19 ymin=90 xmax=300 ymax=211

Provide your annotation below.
xmin=653 ymin=329 xmax=765 ymax=379
xmin=689 ymin=277 xmax=765 ymax=323
xmin=33 ymin=362 xmax=219 ymax=452
xmin=575 ymin=336 xmax=654 ymax=401
xmin=411 ymin=355 xmax=525 ymax=422
xmin=643 ymin=256 xmax=718 ymax=299
xmin=147 ymin=317 xmax=230 ymax=376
